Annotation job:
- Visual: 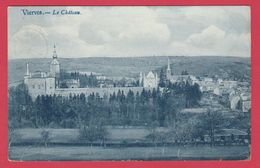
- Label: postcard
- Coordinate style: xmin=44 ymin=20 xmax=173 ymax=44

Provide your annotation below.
xmin=3 ymin=0 xmax=260 ymax=166
xmin=7 ymin=6 xmax=252 ymax=161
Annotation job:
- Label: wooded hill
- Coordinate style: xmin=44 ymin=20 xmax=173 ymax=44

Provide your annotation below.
xmin=8 ymin=56 xmax=250 ymax=84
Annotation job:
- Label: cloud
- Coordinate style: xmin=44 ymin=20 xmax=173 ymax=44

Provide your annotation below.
xmin=183 ymin=6 xmax=228 ymax=25
xmin=118 ymin=21 xmax=170 ymax=47
xmin=9 ymin=25 xmax=49 ymax=59
xmin=187 ymin=25 xmax=226 ymax=48
xmin=79 ymin=25 xmax=114 ymax=45
xmin=169 ymin=25 xmax=250 ymax=57
xmin=78 ymin=7 xmax=171 ymax=48
xmin=8 ymin=6 xmax=250 ymax=59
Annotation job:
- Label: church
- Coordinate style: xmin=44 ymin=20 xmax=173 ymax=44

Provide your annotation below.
xmin=139 ymin=71 xmax=159 ymax=88
xmin=165 ymin=57 xmax=198 ymax=85
xmin=24 ymin=46 xmax=201 ymax=100
xmin=139 ymin=57 xmax=198 ymax=88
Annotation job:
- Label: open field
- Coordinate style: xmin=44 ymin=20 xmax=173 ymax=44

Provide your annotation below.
xmin=9 ymin=128 xmax=250 ymax=160
xmin=13 ymin=128 xmax=151 ymax=143
xmin=9 ymin=145 xmax=250 ymax=161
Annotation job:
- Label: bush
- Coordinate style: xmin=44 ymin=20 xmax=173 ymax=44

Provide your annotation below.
xmin=79 ymin=124 xmax=109 ymax=146
xmin=8 ymin=128 xmax=21 ymax=148
xmin=41 ymin=130 xmax=51 ymax=147
xmin=60 ymin=119 xmax=77 ymax=128
xmin=48 ymin=121 xmax=60 ymax=128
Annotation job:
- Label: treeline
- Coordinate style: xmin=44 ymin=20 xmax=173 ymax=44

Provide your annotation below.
xmin=60 ymin=71 xmax=98 ymax=88
xmin=59 ymin=71 xmax=139 ymax=88
xmin=8 ymin=82 xmax=202 ymax=129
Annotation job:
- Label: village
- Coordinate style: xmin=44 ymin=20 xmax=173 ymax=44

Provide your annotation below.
xmin=6 ymin=45 xmax=250 ymax=157
xmin=24 ymin=45 xmax=251 ymax=114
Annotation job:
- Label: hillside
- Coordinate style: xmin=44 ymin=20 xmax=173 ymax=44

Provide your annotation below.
xmin=8 ymin=56 xmax=250 ymax=84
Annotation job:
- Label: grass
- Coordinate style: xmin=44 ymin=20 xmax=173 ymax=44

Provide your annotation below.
xmin=10 ymin=128 xmax=250 ymax=161
xmin=14 ymin=128 xmax=151 ymax=143
xmin=9 ymin=145 xmax=250 ymax=161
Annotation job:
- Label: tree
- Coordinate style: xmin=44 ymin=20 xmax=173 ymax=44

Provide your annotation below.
xmin=159 ymin=69 xmax=166 ymax=87
xmin=8 ymin=83 xmax=33 ymax=128
xmin=199 ymin=109 xmax=224 ymax=146
xmin=41 ymin=130 xmax=51 ymax=147
xmin=185 ymin=83 xmax=202 ymax=107
xmin=60 ymin=81 xmax=68 ymax=88
xmin=8 ymin=127 xmax=21 ymax=148
xmin=146 ymin=121 xmax=160 ymax=146
xmin=170 ymin=119 xmax=193 ymax=145
xmin=79 ymin=118 xmax=109 ymax=147
xmin=181 ymin=70 xmax=189 ymax=75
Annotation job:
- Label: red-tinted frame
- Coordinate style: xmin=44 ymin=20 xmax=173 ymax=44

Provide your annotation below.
xmin=0 ymin=0 xmax=259 ymax=168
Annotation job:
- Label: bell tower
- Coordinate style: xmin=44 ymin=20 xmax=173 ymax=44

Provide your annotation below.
xmin=50 ymin=44 xmax=60 ymax=79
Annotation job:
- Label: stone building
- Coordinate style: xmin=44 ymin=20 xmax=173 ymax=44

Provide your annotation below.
xmin=24 ymin=45 xmax=60 ymax=99
xmin=24 ymin=45 xmax=154 ymax=100
xmin=139 ymin=71 xmax=159 ymax=88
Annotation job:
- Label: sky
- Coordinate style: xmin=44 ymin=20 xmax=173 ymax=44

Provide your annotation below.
xmin=8 ymin=6 xmax=250 ymax=59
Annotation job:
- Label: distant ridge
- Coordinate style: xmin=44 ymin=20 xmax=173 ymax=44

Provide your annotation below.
xmin=8 ymin=56 xmax=250 ymax=85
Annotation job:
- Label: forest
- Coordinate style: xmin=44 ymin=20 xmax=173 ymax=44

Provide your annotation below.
xmin=8 ymin=81 xmax=250 ymax=145
xmin=8 ymin=82 xmax=202 ymax=128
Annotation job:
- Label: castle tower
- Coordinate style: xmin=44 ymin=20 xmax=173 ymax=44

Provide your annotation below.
xmin=166 ymin=57 xmax=171 ymax=79
xmin=50 ymin=44 xmax=60 ymax=79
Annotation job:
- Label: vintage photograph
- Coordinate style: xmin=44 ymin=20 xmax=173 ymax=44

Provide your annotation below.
xmin=8 ymin=6 xmax=251 ymax=161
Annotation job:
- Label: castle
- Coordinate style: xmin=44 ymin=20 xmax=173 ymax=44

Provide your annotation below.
xmin=24 ymin=46 xmax=200 ymax=100
xmin=24 ymin=45 xmax=60 ymax=98
xmin=22 ymin=46 xmax=251 ymax=112
xmin=24 ymin=45 xmax=155 ymax=100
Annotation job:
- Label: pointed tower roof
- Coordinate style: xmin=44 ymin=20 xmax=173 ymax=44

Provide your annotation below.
xmin=51 ymin=44 xmax=59 ymax=65
xmin=53 ymin=44 xmax=58 ymax=59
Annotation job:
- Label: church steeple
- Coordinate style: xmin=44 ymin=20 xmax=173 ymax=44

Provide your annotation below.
xmin=53 ymin=44 xmax=58 ymax=59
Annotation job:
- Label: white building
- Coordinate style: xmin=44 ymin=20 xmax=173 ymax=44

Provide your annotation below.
xmin=139 ymin=71 xmax=159 ymax=88
xmin=230 ymin=95 xmax=241 ymax=110
xmin=240 ymin=93 xmax=251 ymax=112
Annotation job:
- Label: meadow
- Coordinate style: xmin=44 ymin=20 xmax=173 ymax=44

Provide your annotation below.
xmin=9 ymin=128 xmax=250 ymax=161
xmin=9 ymin=145 xmax=250 ymax=161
